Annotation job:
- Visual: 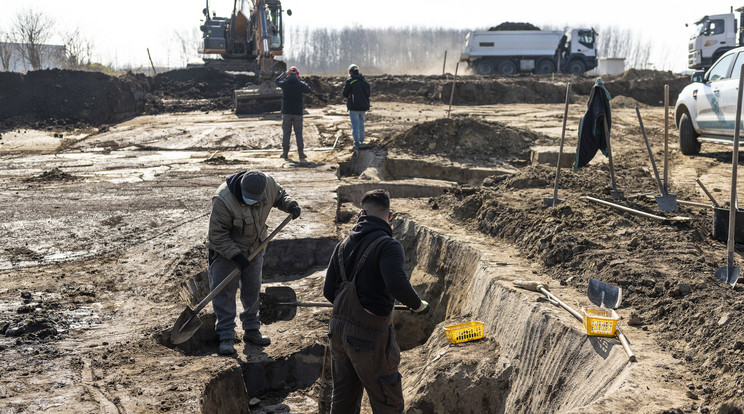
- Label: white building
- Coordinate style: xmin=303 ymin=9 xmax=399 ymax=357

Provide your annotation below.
xmin=0 ymin=42 xmax=66 ymax=72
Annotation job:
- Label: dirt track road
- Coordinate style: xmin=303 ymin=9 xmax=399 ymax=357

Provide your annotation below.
xmin=1 ymin=98 xmax=743 ymax=413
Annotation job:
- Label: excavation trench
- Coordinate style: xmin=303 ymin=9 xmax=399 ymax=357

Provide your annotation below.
xmin=182 ymin=216 xmax=631 ymax=413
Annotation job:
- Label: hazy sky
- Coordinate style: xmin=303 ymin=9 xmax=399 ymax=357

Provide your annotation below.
xmin=1 ymin=0 xmax=741 ymax=72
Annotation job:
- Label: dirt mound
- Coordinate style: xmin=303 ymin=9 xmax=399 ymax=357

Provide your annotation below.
xmin=0 ymin=69 xmax=149 ymax=129
xmin=378 ymin=118 xmax=548 ymax=163
xmin=489 ymin=22 xmax=541 ymax=31
xmin=24 ymin=167 xmax=77 ymax=182
xmin=609 ymin=95 xmax=645 ymax=109
xmin=145 ymin=68 xmax=253 ymax=113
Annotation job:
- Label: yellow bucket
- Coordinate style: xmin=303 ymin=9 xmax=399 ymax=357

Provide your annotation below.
xmin=581 ymin=307 xmax=619 ymax=337
xmin=443 ymin=321 xmax=484 ymax=344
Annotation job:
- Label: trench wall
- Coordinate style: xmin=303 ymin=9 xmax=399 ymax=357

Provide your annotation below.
xmin=393 ymin=219 xmax=629 ymax=413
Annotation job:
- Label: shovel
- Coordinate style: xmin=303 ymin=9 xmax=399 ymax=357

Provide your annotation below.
xmin=543 ymin=82 xmax=571 ymax=207
xmin=715 ymin=65 xmax=744 ymax=288
xmin=636 ymin=106 xmax=678 ymax=212
xmin=170 ymin=214 xmax=293 ymax=344
xmin=586 ymin=278 xmax=635 ymax=362
xmin=259 ymin=285 xmax=411 ymax=324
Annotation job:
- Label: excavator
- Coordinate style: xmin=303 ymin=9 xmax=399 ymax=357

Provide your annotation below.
xmin=198 ymin=0 xmax=290 ymax=113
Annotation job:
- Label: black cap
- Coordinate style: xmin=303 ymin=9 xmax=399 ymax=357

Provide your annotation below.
xmin=241 ymin=171 xmax=267 ymax=202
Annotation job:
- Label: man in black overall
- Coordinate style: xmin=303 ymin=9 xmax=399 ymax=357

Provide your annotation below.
xmin=323 ymin=189 xmax=428 ymax=413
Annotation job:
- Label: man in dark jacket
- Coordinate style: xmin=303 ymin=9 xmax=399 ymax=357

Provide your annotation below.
xmin=276 ymin=66 xmax=312 ymax=159
xmin=206 ymin=170 xmax=301 ymax=356
xmin=341 ymin=64 xmax=371 ymax=149
xmin=323 ymin=189 xmax=428 ymax=413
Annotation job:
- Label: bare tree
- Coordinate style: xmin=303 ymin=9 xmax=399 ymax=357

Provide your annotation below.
xmin=12 ymin=8 xmax=54 ymax=70
xmin=62 ymin=28 xmax=94 ymax=69
xmin=173 ymin=28 xmax=201 ymax=67
xmin=0 ymin=30 xmax=14 ymax=71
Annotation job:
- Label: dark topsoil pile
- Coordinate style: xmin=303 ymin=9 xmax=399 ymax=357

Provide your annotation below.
xmin=430 ymin=157 xmax=744 ymax=411
xmin=377 ymin=117 xmax=549 ymax=164
xmin=0 ymin=67 xmax=690 ymax=131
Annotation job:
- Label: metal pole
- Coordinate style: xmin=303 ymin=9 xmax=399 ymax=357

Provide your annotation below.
xmin=664 ymin=84 xmax=670 ymax=194
xmin=447 ymin=61 xmax=460 ymax=119
xmin=442 ymin=50 xmax=447 ymax=75
xmin=603 ymin=116 xmax=620 ymax=196
xmin=550 ymin=83 xmax=571 ymax=206
xmin=726 ymin=66 xmax=744 ymax=278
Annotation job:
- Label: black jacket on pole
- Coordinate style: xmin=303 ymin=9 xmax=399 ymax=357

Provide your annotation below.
xmin=574 ymin=78 xmax=612 ymax=171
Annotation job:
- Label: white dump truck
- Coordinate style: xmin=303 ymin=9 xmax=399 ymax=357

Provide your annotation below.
xmin=687 ymin=6 xmax=744 ymax=70
xmin=460 ymin=28 xmax=598 ymax=75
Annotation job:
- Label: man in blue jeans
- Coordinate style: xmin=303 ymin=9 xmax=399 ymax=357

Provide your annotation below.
xmin=206 ymin=170 xmax=301 ymax=356
xmin=342 ymin=64 xmax=371 ymax=149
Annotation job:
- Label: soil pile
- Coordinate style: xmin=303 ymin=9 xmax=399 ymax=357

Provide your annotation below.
xmin=432 ymin=162 xmax=744 ymax=410
xmin=378 ymin=118 xmax=549 ymax=163
xmin=0 ymin=69 xmax=149 ymax=129
xmin=145 ymin=68 xmax=253 ymax=113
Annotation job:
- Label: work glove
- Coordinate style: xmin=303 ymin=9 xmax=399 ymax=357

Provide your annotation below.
xmin=412 ymin=300 xmax=429 ymax=315
xmin=233 ymin=254 xmax=251 ymax=271
xmin=289 ymin=202 xmax=301 ymax=220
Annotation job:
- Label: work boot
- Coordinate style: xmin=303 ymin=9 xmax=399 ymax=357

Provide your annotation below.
xmin=280 ymin=151 xmax=288 ymax=159
xmin=218 ymin=339 xmax=236 ymax=356
xmin=243 ymin=329 xmax=271 ymax=346
xmin=298 ymin=151 xmax=306 ymax=160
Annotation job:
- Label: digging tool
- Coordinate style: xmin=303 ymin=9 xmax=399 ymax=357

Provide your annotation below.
xmin=170 ymin=214 xmax=293 ymax=344
xmin=514 ymin=280 xmax=636 ymax=362
xmin=260 ymin=286 xmax=411 ymax=323
xmin=543 ymin=83 xmax=571 ymax=207
xmin=603 ymin=116 xmax=624 ymax=200
xmin=664 ymin=85 xmax=670 ymax=197
xmin=583 ymin=196 xmax=690 ymax=222
xmin=586 ymin=278 xmax=636 ymax=362
xmin=446 ymin=61 xmax=460 ymax=119
xmin=715 ymin=65 xmax=744 ymax=288
xmin=696 ymin=178 xmax=721 ymax=208
xmin=635 ymin=106 xmax=678 ymax=212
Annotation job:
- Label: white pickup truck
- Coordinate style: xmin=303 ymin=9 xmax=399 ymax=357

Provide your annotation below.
xmin=675 ymin=45 xmax=744 ymax=155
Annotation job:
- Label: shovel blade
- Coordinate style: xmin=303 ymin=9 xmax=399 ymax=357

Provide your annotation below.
xmin=587 ymin=278 xmax=622 ymax=309
xmin=170 ymin=306 xmax=203 ymax=344
xmin=542 ymin=197 xmax=563 ymax=207
xmin=655 ymin=194 xmax=678 ymax=212
xmin=715 ymin=265 xmax=741 ymax=287
xmin=259 ymin=286 xmax=298 ymax=324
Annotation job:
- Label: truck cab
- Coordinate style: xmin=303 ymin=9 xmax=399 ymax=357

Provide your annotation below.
xmin=564 ymin=29 xmax=597 ymax=74
xmin=688 ymin=11 xmax=739 ymax=70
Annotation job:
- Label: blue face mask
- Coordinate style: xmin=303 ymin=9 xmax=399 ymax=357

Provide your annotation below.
xmin=242 ymin=195 xmax=258 ymax=205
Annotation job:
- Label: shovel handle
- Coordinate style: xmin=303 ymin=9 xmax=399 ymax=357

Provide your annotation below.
xmin=191 ymin=214 xmax=293 ymax=315
xmin=279 ymin=301 xmax=410 ymax=311
xmin=615 ymin=326 xmax=637 ymax=362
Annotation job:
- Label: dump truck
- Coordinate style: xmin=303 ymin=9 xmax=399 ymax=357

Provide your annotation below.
xmin=198 ymin=0 xmax=289 ymax=113
xmin=687 ymin=6 xmax=744 ymax=70
xmin=460 ymin=27 xmax=598 ymax=75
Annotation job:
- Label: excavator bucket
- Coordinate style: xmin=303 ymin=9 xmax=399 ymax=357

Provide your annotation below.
xmin=234 ymin=81 xmax=282 ymax=114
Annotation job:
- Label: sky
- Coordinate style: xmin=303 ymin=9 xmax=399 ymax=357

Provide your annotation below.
xmin=1 ymin=0 xmax=742 ymax=72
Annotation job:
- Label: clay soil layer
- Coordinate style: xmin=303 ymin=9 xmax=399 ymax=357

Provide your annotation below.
xmin=1 ymin=68 xmax=743 ymax=414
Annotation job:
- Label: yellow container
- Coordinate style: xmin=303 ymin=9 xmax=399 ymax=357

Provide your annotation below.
xmin=581 ymin=307 xmax=619 ymax=337
xmin=443 ymin=321 xmax=484 ymax=344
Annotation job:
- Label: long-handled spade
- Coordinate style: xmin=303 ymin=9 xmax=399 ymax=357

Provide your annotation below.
xmin=543 ymin=82 xmax=571 ymax=207
xmin=636 ymin=106 xmax=678 ymax=212
xmin=170 ymin=214 xmax=293 ymax=344
xmin=715 ymin=65 xmax=744 ymax=288
xmin=603 ymin=114 xmax=624 ymax=200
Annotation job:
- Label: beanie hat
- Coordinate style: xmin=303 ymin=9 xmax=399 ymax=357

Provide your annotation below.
xmin=240 ymin=171 xmax=267 ymax=203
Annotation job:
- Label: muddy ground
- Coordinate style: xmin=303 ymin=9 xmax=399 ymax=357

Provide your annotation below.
xmin=0 ymin=67 xmax=743 ymax=413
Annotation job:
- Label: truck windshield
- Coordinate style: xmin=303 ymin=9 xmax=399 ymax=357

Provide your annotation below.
xmin=696 ymin=19 xmax=725 ymax=36
xmin=577 ymin=30 xmax=595 ymax=49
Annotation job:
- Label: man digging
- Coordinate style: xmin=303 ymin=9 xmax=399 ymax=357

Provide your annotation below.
xmin=206 ymin=170 xmax=301 ymax=356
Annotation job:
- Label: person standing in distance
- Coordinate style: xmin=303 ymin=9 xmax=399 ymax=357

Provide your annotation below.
xmin=206 ymin=170 xmax=301 ymax=356
xmin=276 ymin=66 xmax=312 ymax=159
xmin=323 ymin=189 xmax=428 ymax=413
xmin=342 ymin=64 xmax=370 ymax=150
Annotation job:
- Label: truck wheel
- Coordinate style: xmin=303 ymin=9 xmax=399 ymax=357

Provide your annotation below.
xmin=567 ymin=60 xmax=586 ymax=74
xmin=535 ymin=59 xmax=556 ymax=74
xmin=679 ymin=113 xmax=701 ymax=155
xmin=497 ymin=60 xmax=518 ymax=76
xmin=475 ymin=60 xmax=494 ymax=75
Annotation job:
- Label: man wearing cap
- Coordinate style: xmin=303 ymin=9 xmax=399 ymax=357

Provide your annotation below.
xmin=276 ymin=66 xmax=312 ymax=160
xmin=342 ymin=64 xmax=371 ymax=150
xmin=206 ymin=170 xmax=301 ymax=356
xmin=323 ymin=189 xmax=428 ymax=412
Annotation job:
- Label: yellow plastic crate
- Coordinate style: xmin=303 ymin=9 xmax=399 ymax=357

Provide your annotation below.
xmin=581 ymin=307 xmax=619 ymax=337
xmin=443 ymin=321 xmax=484 ymax=344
